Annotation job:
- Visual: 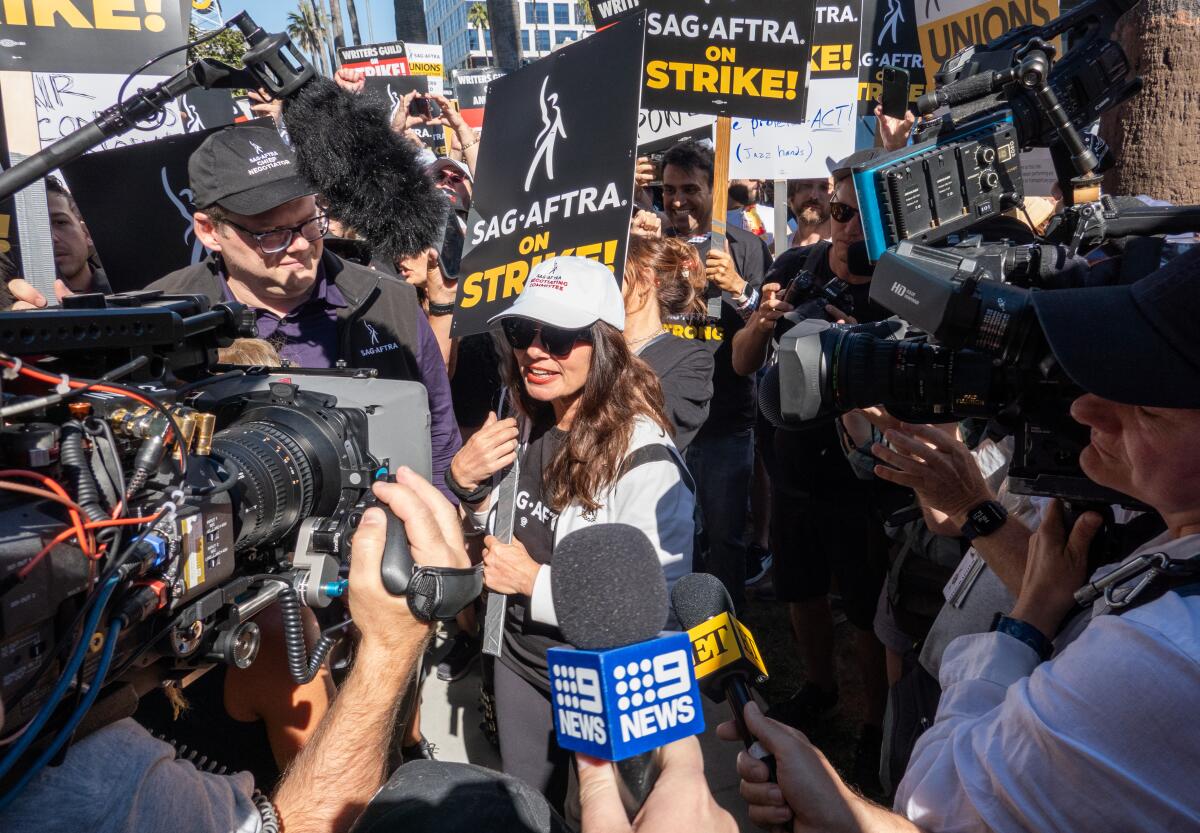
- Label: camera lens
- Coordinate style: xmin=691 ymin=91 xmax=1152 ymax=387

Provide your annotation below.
xmin=211 ymin=403 xmax=368 ymax=551
xmin=765 ymin=320 xmax=1002 ymax=427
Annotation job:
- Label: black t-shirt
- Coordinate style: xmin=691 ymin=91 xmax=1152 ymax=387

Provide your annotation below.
xmin=500 ymin=422 xmax=566 ymax=692
xmin=767 ymin=242 xmax=891 ymax=495
xmin=670 ymin=224 xmax=772 ymax=439
xmin=134 ymin=665 xmax=279 ymax=789
xmin=638 ymin=333 xmax=714 ymax=453
xmin=764 ymin=241 xmax=892 ymax=324
xmin=451 ymin=331 xmax=503 ymax=430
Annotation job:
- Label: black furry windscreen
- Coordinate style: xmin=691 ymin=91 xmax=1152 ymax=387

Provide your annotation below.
xmin=282 ymin=78 xmax=448 ymax=262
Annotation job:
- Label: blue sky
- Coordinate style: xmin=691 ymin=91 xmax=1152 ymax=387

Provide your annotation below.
xmin=227 ymin=0 xmax=398 ymax=47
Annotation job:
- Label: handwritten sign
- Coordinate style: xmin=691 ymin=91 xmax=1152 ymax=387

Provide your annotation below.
xmin=35 ymin=72 xmax=184 ymax=152
xmin=637 ymin=108 xmax=714 ymax=153
xmin=728 ymin=79 xmax=859 ymax=179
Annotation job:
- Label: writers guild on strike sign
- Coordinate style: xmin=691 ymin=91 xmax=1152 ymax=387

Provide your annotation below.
xmin=450 ymin=15 xmax=644 ymax=338
xmin=548 ymin=632 xmax=705 ymax=760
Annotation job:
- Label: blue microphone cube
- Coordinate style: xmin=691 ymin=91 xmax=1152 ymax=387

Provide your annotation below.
xmin=547 ymin=631 xmax=705 ymax=760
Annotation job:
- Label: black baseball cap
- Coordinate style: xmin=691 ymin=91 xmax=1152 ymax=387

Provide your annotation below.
xmin=1033 ymin=245 xmax=1200 ymax=408
xmin=188 ymin=125 xmax=316 ymax=215
xmin=352 ymin=760 xmax=570 ymax=833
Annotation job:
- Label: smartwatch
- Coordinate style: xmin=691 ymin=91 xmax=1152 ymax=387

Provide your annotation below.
xmin=960 ymin=499 xmax=1008 ymax=541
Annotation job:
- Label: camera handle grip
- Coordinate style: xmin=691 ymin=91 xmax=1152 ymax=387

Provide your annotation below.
xmin=377 ymin=510 xmax=416 ymax=597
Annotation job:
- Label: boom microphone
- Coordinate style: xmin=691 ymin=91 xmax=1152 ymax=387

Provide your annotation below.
xmin=282 ymin=78 xmax=449 ymax=262
xmin=548 ymin=525 xmax=703 ymax=813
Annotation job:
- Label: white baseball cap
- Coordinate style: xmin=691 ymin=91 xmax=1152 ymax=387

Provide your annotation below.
xmin=488 ymin=256 xmax=625 ymax=331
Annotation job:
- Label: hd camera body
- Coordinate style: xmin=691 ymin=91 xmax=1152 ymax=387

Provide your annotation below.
xmin=767 ymin=0 xmax=1194 ymax=507
xmin=0 ymin=292 xmax=431 ymax=737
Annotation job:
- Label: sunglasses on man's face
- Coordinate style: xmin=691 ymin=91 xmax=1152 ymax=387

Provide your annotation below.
xmin=437 ymin=170 xmax=467 ymax=186
xmin=502 ymin=318 xmax=592 ymax=357
xmin=829 ymin=201 xmax=859 ymax=224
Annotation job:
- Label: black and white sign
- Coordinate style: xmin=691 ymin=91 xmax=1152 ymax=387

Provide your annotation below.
xmin=179 ymin=88 xmax=240 ymax=133
xmin=60 ymin=121 xmax=272 ymax=293
xmin=359 ymin=75 xmax=446 ymax=154
xmin=641 ymin=0 xmax=817 ymax=121
xmin=858 ymin=0 xmax=925 ymax=116
xmin=451 ymin=16 xmax=645 ymax=337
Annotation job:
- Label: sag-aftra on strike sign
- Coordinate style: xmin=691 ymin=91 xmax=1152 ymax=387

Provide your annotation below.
xmin=639 ymin=0 xmax=817 ymax=121
xmin=0 ymin=0 xmax=188 ymax=74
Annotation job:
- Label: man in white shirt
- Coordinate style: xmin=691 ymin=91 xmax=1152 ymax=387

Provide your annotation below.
xmin=720 ymin=246 xmax=1200 ymax=832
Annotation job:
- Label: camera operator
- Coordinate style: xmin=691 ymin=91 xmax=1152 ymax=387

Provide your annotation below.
xmin=721 ymin=248 xmax=1200 ymax=832
xmin=730 ymin=149 xmax=899 ymax=789
xmin=143 ymin=125 xmax=461 ymax=501
xmin=0 ymin=470 xmax=470 ymax=833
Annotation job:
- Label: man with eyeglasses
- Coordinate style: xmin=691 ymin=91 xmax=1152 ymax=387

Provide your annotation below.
xmin=147 ymin=125 xmax=461 ymax=507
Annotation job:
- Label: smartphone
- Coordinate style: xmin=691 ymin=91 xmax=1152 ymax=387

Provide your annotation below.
xmin=407 ymin=97 xmax=432 ymax=118
xmin=880 ymin=67 xmax=910 ymax=119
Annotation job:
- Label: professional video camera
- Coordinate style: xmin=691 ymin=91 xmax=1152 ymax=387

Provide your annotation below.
xmin=0 ymin=293 xmax=475 ymax=797
xmin=765 ymin=0 xmax=1200 ymax=506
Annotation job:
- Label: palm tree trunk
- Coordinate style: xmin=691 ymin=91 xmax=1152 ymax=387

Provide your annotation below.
xmin=346 ymin=0 xmax=363 ymax=46
xmin=1100 ymin=0 xmax=1200 ymax=202
xmin=486 ymin=0 xmax=521 ymax=70
xmin=393 ymin=0 xmax=429 ymax=41
xmin=326 ymin=0 xmax=347 ymax=51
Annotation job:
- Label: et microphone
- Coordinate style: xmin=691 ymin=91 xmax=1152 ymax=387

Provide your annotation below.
xmin=671 ymin=573 xmax=775 ymax=778
xmin=548 ymin=524 xmax=704 ymax=803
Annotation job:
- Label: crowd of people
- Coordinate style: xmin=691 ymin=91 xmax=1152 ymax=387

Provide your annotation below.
xmin=2 ymin=61 xmax=1199 ymax=833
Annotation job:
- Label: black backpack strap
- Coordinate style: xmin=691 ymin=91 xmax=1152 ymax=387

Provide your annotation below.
xmin=619 ymin=444 xmax=695 ymax=494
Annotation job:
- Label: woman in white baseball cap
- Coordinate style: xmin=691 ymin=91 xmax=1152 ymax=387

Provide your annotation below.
xmin=444 ymin=255 xmax=696 ymax=811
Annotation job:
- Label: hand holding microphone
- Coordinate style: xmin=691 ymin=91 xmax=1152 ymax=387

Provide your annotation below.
xmin=576 ymin=736 xmax=736 ymax=833
xmin=548 ymin=525 xmax=707 ymax=817
xmin=717 ymin=702 xmax=882 ymax=833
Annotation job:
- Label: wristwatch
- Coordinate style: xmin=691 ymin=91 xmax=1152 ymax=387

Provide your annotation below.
xmin=427 ymin=300 xmax=455 ymax=317
xmin=960 ymin=499 xmax=1008 ymax=541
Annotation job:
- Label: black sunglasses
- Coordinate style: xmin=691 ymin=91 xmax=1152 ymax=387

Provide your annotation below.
xmin=502 ymin=318 xmax=592 ymax=357
xmin=829 ymin=201 xmax=859 ymax=224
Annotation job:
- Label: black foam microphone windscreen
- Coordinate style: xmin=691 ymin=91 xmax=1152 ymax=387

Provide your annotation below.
xmin=670 ymin=572 xmax=734 ymax=629
xmin=550 ymin=523 xmax=668 ymax=650
xmin=282 ymin=78 xmax=449 ymax=261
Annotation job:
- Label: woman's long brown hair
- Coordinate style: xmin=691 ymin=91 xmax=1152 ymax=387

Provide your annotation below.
xmin=501 ymin=321 xmax=671 ymax=512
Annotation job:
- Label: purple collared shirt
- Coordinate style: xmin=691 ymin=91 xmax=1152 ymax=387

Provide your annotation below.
xmin=221 ymin=268 xmax=346 ymax=368
xmin=221 ymin=267 xmax=462 ymax=503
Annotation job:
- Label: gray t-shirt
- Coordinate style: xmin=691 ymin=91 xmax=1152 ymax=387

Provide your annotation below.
xmin=1 ymin=718 xmax=261 ymax=833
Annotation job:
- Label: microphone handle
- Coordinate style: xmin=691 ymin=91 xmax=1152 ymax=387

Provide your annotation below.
xmin=615 ymin=751 xmax=661 ymax=816
xmin=723 ymin=675 xmax=778 ymax=782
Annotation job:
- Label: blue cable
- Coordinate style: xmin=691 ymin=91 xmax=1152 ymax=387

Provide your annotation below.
xmin=0 ymin=620 xmax=122 ymax=812
xmin=0 ymin=574 xmax=119 ymax=782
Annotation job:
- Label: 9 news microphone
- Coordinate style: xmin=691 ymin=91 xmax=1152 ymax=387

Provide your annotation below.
xmin=671 ymin=572 xmax=776 ymax=778
xmin=548 ymin=524 xmax=705 ymax=812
